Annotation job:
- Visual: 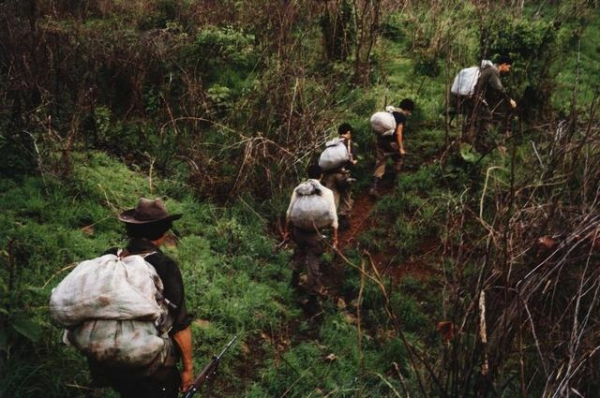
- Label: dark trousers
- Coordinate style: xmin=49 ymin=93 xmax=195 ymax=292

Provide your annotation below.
xmin=112 ymin=367 xmax=181 ymax=398
xmin=469 ymin=99 xmax=512 ymax=152
xmin=90 ymin=360 xmax=181 ymax=398
xmin=291 ymin=226 xmax=326 ymax=295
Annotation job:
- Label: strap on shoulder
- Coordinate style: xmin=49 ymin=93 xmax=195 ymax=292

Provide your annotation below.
xmin=117 ymin=249 xmax=157 ymax=260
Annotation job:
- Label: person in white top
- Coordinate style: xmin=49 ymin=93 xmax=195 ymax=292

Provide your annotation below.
xmin=284 ymin=164 xmax=338 ymax=313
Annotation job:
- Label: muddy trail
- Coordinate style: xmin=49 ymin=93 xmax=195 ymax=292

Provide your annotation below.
xmin=324 ymin=173 xmax=438 ymax=303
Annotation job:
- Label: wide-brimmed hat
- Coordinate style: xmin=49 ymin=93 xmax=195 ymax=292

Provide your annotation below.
xmin=118 ymin=198 xmax=182 ymax=224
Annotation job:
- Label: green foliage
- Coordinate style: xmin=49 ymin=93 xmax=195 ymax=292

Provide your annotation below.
xmin=187 ymin=26 xmax=257 ymax=88
xmin=2 ymin=1 xmax=600 ymax=396
xmin=0 ymin=129 xmax=38 ymax=179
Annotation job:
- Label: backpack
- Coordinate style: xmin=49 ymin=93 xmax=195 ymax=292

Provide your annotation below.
xmin=289 ymin=181 xmax=335 ymax=231
xmin=318 ymin=138 xmax=350 ymax=172
xmin=50 ymin=252 xmax=171 ymax=370
xmin=370 ymin=111 xmax=396 ymax=136
xmin=450 ymin=60 xmax=494 ymax=97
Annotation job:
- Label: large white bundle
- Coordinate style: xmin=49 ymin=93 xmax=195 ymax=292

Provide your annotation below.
xmin=50 ymin=254 xmax=164 ymax=327
xmin=318 ymin=138 xmax=350 ymax=171
xmin=370 ymin=112 xmax=396 ymax=136
xmin=67 ymin=319 xmax=169 ymax=368
xmin=451 ymin=66 xmax=480 ymax=96
xmin=289 ymin=182 xmax=334 ymax=230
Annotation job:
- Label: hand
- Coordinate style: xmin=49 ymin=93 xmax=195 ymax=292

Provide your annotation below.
xmin=351 ymin=159 xmax=358 ymax=165
xmin=399 ymin=148 xmax=406 ymax=156
xmin=180 ymin=367 xmax=194 ymax=392
xmin=283 ymin=230 xmax=290 ymax=241
xmin=510 ymin=99 xmax=517 ymax=109
xmin=332 ymin=237 xmax=338 ymax=249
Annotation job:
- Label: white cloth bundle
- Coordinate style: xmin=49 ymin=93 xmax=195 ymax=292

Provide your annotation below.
xmin=370 ymin=111 xmax=396 ymax=136
xmin=318 ymin=138 xmax=350 ymax=171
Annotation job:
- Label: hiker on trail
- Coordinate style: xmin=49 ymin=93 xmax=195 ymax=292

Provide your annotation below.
xmin=284 ymin=164 xmax=338 ymax=313
xmin=470 ymin=55 xmax=517 ymax=152
xmin=369 ymin=98 xmax=415 ymax=197
xmin=320 ymin=122 xmax=357 ymax=231
xmin=92 ymin=198 xmax=194 ymax=397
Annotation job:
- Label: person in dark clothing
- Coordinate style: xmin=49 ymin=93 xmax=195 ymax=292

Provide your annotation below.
xmin=284 ymin=165 xmax=338 ymax=314
xmin=322 ymin=123 xmax=357 ymax=230
xmin=90 ymin=198 xmax=194 ymax=398
xmin=470 ymin=55 xmax=517 ymax=152
xmin=369 ymin=98 xmax=415 ymax=197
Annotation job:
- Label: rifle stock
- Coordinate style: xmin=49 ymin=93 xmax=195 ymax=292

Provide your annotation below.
xmin=182 ymin=335 xmax=238 ymax=398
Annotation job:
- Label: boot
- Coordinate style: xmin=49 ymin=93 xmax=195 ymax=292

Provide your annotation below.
xmin=339 ymin=215 xmax=350 ymax=231
xmin=368 ymin=178 xmax=381 ymax=198
xmin=290 ymin=270 xmax=300 ymax=288
xmin=305 ymin=295 xmax=321 ymax=315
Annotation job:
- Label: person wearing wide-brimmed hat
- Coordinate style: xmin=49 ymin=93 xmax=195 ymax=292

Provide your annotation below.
xmin=89 ymin=198 xmax=194 ymax=398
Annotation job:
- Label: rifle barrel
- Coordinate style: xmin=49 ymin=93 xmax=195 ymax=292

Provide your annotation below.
xmin=183 ymin=335 xmax=239 ymax=398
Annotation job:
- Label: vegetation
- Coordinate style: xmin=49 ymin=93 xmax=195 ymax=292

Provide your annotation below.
xmin=1 ymin=0 xmax=599 ymax=397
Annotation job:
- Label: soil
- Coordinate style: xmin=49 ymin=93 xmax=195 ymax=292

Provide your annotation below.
xmin=324 ymin=176 xmax=438 ymax=299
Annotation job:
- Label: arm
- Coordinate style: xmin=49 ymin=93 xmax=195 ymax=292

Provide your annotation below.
xmin=347 ymin=139 xmax=357 ymax=165
xmin=324 ymin=187 xmax=338 ymax=247
xmin=490 ymin=72 xmax=516 ymax=108
xmin=332 ymin=227 xmax=338 ymax=249
xmin=283 ymin=218 xmax=291 ymax=240
xmin=284 ymin=190 xmax=297 ymax=240
xmin=173 ymin=326 xmax=194 ymax=392
xmin=396 ymin=124 xmax=405 ymax=156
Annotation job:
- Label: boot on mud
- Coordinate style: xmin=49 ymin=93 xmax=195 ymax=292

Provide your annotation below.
xmin=368 ymin=178 xmax=381 ymax=198
xmin=290 ymin=270 xmax=300 ymax=288
xmin=339 ymin=215 xmax=350 ymax=231
xmin=305 ymin=294 xmax=322 ymax=316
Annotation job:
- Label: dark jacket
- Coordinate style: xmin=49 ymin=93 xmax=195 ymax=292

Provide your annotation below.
xmin=476 ymin=64 xmax=511 ymax=111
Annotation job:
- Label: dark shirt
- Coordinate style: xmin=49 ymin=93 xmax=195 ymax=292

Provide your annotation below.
xmin=377 ymin=111 xmax=407 ymax=150
xmin=105 ymin=238 xmax=192 ymax=335
xmin=476 ymin=64 xmax=510 ymax=110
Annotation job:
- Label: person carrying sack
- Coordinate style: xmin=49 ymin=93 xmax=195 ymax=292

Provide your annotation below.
xmin=369 ymin=98 xmax=415 ymax=197
xmin=284 ymin=165 xmax=338 ymax=314
xmin=469 ymin=55 xmax=517 ymax=153
xmin=320 ymin=123 xmax=357 ymax=231
xmin=50 ymin=198 xmax=194 ymax=398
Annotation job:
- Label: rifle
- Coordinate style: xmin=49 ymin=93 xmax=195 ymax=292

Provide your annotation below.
xmin=182 ymin=335 xmax=238 ymax=398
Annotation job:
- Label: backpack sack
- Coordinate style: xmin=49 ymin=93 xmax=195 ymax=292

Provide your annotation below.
xmin=66 ymin=319 xmax=170 ymax=369
xmin=50 ymin=253 xmax=165 ymax=327
xmin=50 ymin=253 xmax=171 ymax=369
xmin=370 ymin=111 xmax=396 ymax=136
xmin=318 ymin=138 xmax=350 ymax=171
xmin=451 ymin=60 xmax=494 ymax=97
xmin=451 ymin=66 xmax=480 ymax=97
xmin=289 ymin=181 xmax=334 ymax=230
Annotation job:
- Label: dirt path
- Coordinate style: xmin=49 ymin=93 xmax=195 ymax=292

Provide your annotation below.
xmin=337 ymin=178 xmax=394 ymax=250
xmin=337 ymin=193 xmax=376 ymax=250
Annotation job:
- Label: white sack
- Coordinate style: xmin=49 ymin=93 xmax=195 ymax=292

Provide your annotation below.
xmin=68 ymin=319 xmax=169 ymax=367
xmin=370 ymin=112 xmax=396 ymax=136
xmin=318 ymin=138 xmax=350 ymax=171
xmin=289 ymin=182 xmax=334 ymax=230
xmin=50 ymin=254 xmax=164 ymax=327
xmin=451 ymin=66 xmax=480 ymax=96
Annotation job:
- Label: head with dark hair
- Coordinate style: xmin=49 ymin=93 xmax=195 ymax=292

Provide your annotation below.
xmin=497 ymin=55 xmax=512 ymax=66
xmin=125 ymin=219 xmax=173 ymax=241
xmin=338 ymin=123 xmax=353 ymax=136
xmin=306 ymin=164 xmax=323 ymax=179
xmin=497 ymin=55 xmax=512 ymax=73
xmin=399 ymin=98 xmax=415 ymax=113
